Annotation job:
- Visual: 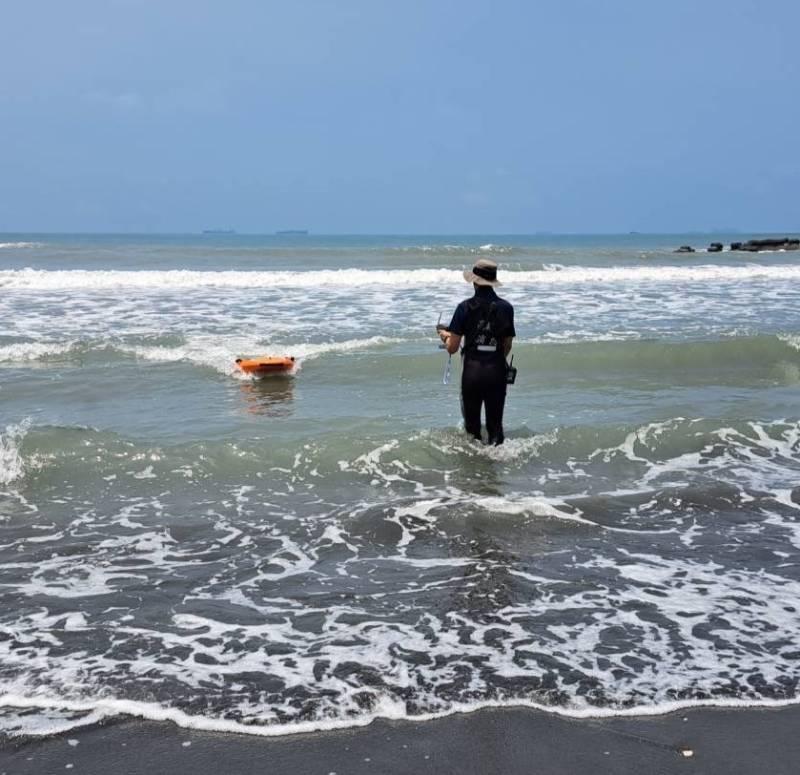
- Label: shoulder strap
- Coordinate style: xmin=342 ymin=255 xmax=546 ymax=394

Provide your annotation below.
xmin=463 ymin=298 xmax=502 ymax=354
xmin=466 ymin=298 xmax=498 ymax=330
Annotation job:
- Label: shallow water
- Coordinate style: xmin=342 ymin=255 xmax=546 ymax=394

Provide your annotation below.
xmin=2 ymin=232 xmax=800 ymax=735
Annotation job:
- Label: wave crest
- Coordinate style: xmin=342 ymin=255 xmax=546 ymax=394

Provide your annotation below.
xmin=0 ymin=341 xmax=79 ymax=363
xmin=0 ymin=420 xmax=30 ymax=487
xmin=122 ymin=335 xmax=404 ymax=376
xmin=4 ymin=263 xmax=800 ymax=290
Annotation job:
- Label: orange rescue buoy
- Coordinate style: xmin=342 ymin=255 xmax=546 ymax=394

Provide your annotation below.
xmin=235 ymin=356 xmax=295 ymax=376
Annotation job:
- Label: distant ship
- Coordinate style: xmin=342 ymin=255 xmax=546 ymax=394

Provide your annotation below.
xmin=276 ymin=229 xmax=309 ymax=235
xmin=202 ymin=229 xmax=236 ymax=234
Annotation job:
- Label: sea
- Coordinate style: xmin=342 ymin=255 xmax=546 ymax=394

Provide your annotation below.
xmin=2 ymin=232 xmax=800 ymax=737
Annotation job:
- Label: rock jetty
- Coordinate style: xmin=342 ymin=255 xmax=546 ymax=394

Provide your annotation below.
xmin=730 ymin=237 xmax=800 ymax=252
xmin=674 ymin=237 xmax=799 ymax=254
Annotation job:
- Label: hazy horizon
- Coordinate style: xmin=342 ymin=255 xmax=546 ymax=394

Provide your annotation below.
xmin=2 ymin=229 xmax=797 ymax=238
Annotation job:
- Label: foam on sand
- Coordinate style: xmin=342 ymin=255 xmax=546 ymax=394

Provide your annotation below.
xmin=2 ymin=690 xmax=800 ymax=739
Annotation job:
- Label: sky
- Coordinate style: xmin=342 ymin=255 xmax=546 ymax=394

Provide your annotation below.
xmin=1 ymin=0 xmax=798 ymax=234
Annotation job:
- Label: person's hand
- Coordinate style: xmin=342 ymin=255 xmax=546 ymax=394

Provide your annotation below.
xmin=438 ymin=329 xmax=449 ymax=343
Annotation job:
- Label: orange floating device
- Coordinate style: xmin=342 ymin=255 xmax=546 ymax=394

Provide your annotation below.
xmin=235 ymin=356 xmax=295 ymax=376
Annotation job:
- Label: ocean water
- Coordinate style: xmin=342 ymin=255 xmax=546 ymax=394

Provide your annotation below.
xmin=2 ymin=232 xmax=800 ymax=736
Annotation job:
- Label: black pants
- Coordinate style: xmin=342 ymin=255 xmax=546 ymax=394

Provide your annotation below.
xmin=461 ymin=356 xmax=507 ymax=445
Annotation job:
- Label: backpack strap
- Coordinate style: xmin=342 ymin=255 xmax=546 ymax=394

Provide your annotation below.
xmin=463 ymin=298 xmax=502 ymax=355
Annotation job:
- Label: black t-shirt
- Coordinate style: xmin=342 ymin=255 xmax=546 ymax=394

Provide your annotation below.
xmin=448 ymin=287 xmax=516 ymax=361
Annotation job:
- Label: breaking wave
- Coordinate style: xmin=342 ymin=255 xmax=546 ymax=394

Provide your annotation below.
xmin=4 ymin=263 xmax=800 ymax=290
xmin=118 ymin=335 xmax=404 ymax=376
xmin=0 ymin=420 xmax=30 ymax=487
xmin=2 ymin=334 xmax=800 ymax=385
xmin=0 ymin=341 xmax=80 ymax=363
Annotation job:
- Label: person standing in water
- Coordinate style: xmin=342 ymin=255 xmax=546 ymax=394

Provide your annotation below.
xmin=438 ymin=258 xmax=515 ymax=445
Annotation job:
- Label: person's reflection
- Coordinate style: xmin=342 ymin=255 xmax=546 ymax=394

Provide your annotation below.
xmin=239 ymin=376 xmax=295 ymax=417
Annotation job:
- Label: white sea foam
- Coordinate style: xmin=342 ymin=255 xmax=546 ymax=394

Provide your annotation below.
xmin=0 ymin=341 xmax=78 ymax=363
xmin=0 ymin=267 xmax=460 ymax=290
xmin=779 ymin=333 xmax=800 ymax=352
xmin=2 ymin=419 xmax=800 ymax=737
xmin=289 ymin=335 xmax=405 ymax=360
xmin=0 ymin=420 xmax=30 ymax=487
xmin=0 ymin=242 xmax=41 ymax=249
xmin=1 ymin=692 xmax=799 ymax=739
xmin=471 ymin=493 xmax=597 ymax=526
xmin=120 ymin=335 xmax=404 ymax=376
xmin=121 ymin=336 xmax=265 ymax=377
xmin=2 ymin=262 xmax=797 ymax=355
xmin=515 ymin=329 xmax=644 ymax=345
xmin=3 ymin=263 xmax=800 ymax=290
xmin=0 ymin=705 xmax=108 ymax=737
xmin=407 ymin=244 xmax=514 ymax=254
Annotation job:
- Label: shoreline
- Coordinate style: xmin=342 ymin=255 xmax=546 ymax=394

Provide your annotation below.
xmin=3 ymin=704 xmax=800 ymax=775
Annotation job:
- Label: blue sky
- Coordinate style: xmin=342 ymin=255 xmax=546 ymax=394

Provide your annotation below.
xmin=1 ymin=0 xmax=798 ymax=233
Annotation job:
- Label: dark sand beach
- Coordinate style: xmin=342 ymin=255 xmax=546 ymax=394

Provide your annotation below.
xmin=2 ymin=704 xmax=798 ymax=775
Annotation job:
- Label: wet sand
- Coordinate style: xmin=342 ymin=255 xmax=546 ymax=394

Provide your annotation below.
xmin=2 ymin=704 xmax=798 ymax=775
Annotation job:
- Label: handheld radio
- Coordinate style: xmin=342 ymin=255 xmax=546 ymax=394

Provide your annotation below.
xmin=506 ymin=354 xmax=517 ymax=385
